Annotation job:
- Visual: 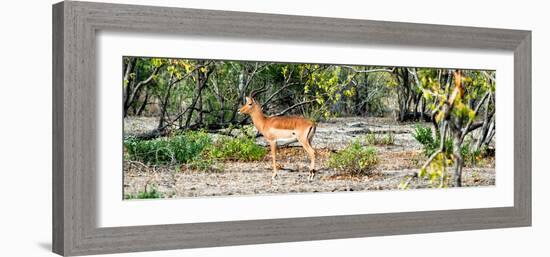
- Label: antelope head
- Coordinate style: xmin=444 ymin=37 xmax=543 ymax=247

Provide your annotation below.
xmin=238 ymin=97 xmax=259 ymax=115
xmin=238 ymin=86 xmax=267 ymax=115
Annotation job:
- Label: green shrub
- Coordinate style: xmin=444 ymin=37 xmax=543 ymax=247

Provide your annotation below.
xmin=124 ymin=131 xmax=212 ymax=165
xmin=365 ymin=133 xmax=377 ymax=145
xmin=207 ymin=137 xmax=267 ymax=161
xmin=412 ymin=124 xmax=452 ymax=157
xmin=412 ymin=124 xmax=435 ymax=149
xmin=460 ymin=141 xmax=486 ymax=166
xmin=365 ymin=132 xmax=394 ymax=145
xmin=327 ymin=140 xmax=378 ymax=174
xmin=124 ymin=130 xmax=267 ymax=171
xmin=125 ymin=186 xmax=163 ymax=199
xmin=381 ymin=133 xmax=395 ymax=145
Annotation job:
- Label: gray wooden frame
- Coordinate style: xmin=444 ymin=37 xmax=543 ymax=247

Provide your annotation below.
xmin=52 ymin=1 xmax=531 ymax=256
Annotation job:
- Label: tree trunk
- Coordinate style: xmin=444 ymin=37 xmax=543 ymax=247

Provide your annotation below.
xmin=198 ymin=88 xmax=203 ymax=125
xmin=413 ymin=95 xmax=421 ymax=119
xmin=229 ymin=69 xmax=249 ymax=123
xmin=452 ymin=136 xmax=464 ymax=187
xmin=212 ymin=81 xmax=226 ymax=124
xmin=475 ymin=94 xmax=495 ymax=151
xmin=184 ymin=61 xmax=212 ymax=129
xmin=420 ymin=97 xmax=425 ymax=120
xmin=354 ymin=78 xmax=362 ymax=115
xmin=123 ymin=58 xmax=136 ymax=117
xmin=124 ymin=63 xmax=161 ymax=117
xmin=396 ymin=68 xmax=411 ymax=121
xmin=136 ymin=91 xmax=150 ymax=116
xmin=158 ymin=78 xmax=174 ymax=129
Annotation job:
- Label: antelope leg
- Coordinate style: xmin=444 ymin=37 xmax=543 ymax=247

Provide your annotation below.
xmin=297 ymin=137 xmax=316 ymax=181
xmin=269 ymin=141 xmax=278 ymax=179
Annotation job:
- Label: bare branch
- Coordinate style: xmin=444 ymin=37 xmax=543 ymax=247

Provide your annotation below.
xmin=168 ymin=63 xmax=210 ymax=87
xmin=261 ymin=82 xmax=300 ymax=109
xmin=482 ymin=71 xmax=496 ymax=83
xmin=460 ymin=91 xmax=491 ymax=141
xmin=419 ymin=121 xmax=448 ymax=177
xmin=123 ymin=58 xmax=134 ymax=89
xmin=420 ymin=149 xmax=443 ymax=172
xmin=250 ymin=83 xmax=268 ymax=99
xmin=126 ymin=64 xmax=163 ymax=110
xmin=466 ymin=122 xmax=485 ymax=133
xmin=273 ymin=99 xmax=317 ymax=116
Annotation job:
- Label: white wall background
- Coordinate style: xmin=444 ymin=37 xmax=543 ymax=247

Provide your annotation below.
xmin=0 ymin=0 xmax=547 ymax=256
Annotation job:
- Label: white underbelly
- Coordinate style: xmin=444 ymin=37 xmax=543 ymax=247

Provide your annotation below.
xmin=268 ymin=128 xmax=298 ymax=145
xmin=269 ymin=128 xmax=295 ymax=138
xmin=275 ymin=138 xmax=298 ymax=145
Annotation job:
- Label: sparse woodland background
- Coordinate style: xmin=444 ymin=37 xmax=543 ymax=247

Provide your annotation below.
xmin=123 ymin=57 xmax=496 ymax=191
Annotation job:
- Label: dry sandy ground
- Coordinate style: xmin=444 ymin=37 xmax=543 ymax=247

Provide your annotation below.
xmin=123 ymin=117 xmax=495 ymax=199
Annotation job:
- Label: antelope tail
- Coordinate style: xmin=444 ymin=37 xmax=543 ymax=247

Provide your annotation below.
xmin=306 ymin=125 xmax=316 ymax=144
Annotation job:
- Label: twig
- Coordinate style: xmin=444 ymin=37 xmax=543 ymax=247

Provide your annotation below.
xmin=128 ymin=160 xmax=149 ymax=170
xmin=420 ymin=149 xmax=443 ymax=172
xmin=261 ymin=82 xmax=300 ymax=109
xmin=273 ymin=100 xmax=317 ymax=116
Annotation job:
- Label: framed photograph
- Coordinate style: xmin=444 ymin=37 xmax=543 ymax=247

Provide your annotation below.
xmin=52 ymin=1 xmax=531 ymax=256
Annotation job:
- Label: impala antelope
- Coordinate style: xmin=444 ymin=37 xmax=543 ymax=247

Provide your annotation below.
xmin=239 ymin=88 xmax=317 ymax=180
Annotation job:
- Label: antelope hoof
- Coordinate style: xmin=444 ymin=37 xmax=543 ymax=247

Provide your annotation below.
xmin=271 ymin=171 xmax=278 ymax=180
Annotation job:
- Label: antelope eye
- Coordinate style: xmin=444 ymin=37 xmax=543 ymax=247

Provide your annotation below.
xmin=248 ymin=103 xmax=252 ymax=106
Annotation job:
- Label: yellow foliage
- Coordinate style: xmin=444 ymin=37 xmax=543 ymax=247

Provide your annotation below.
xmin=419 ymin=153 xmax=449 ymax=188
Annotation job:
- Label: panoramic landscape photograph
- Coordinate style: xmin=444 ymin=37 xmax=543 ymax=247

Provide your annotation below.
xmin=122 ymin=56 xmax=496 ymax=199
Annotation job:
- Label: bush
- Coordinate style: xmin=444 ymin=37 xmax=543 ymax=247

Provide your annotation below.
xmin=382 ymin=133 xmax=395 ymax=145
xmin=207 ymin=136 xmax=267 ymax=161
xmin=412 ymin=125 xmax=434 ymax=147
xmin=327 ymin=140 xmax=378 ymax=174
xmin=412 ymin=125 xmax=486 ymax=166
xmin=125 ymin=186 xmax=163 ymax=199
xmin=124 ymin=131 xmax=212 ymax=165
xmin=412 ymin=124 xmax=452 ymax=157
xmin=461 ymin=141 xmax=489 ymax=167
xmin=365 ymin=133 xmax=376 ymax=145
xmin=365 ymin=132 xmax=395 ymax=145
xmin=124 ymin=130 xmax=268 ymax=171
